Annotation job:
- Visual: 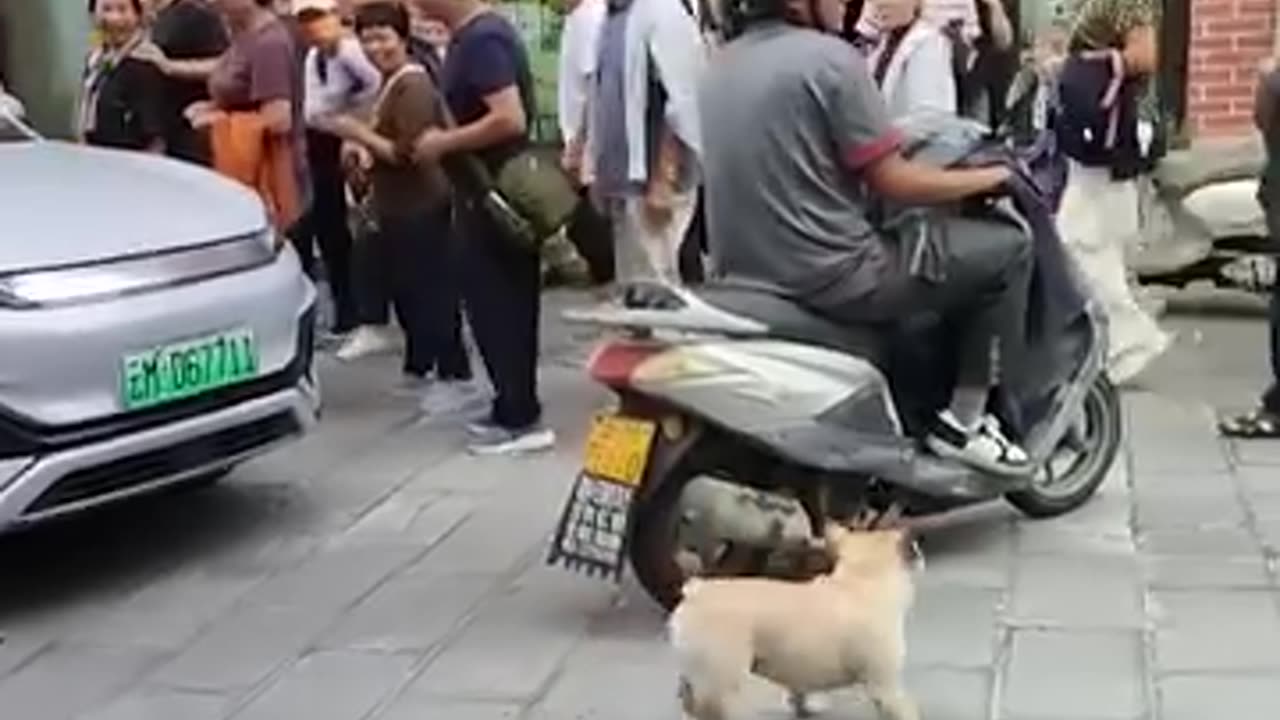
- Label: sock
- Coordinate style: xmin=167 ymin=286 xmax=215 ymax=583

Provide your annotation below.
xmin=948 ymin=387 xmax=988 ymax=429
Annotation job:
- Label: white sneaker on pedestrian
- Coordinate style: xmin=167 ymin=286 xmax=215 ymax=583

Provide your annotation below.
xmin=335 ymin=325 xmax=400 ymax=362
xmin=419 ymin=380 xmax=488 ymax=419
xmin=926 ymin=411 xmax=1032 ymax=476
xmin=467 ymin=424 xmax=556 ymax=456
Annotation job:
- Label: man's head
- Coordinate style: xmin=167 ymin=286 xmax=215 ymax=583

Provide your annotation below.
xmin=408 ymin=0 xmax=464 ymax=26
xmin=293 ymin=0 xmax=344 ymax=49
xmin=726 ymin=0 xmax=847 ymax=35
xmin=869 ymin=0 xmax=918 ymax=31
xmin=355 ymin=1 xmax=411 ymax=72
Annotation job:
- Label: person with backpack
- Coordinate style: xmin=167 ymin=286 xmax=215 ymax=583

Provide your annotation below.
xmin=1053 ymin=0 xmax=1169 ymax=386
xmin=568 ymin=0 xmax=706 ymax=285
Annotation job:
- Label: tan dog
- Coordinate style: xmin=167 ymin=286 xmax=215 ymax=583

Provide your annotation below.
xmin=668 ymin=516 xmax=920 ymax=720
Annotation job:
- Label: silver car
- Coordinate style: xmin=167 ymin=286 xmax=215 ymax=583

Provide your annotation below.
xmin=0 ymin=93 xmax=318 ymax=530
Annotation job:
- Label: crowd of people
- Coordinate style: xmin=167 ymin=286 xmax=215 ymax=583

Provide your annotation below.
xmin=76 ymin=0 xmax=552 ymax=455
xmin=72 ymin=0 xmax=1189 ymax=470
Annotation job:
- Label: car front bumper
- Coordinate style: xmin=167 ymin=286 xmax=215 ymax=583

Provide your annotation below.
xmin=0 ymin=372 xmax=318 ymax=529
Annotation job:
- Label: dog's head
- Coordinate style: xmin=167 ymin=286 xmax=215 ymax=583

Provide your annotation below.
xmin=823 ymin=505 xmax=924 ymax=578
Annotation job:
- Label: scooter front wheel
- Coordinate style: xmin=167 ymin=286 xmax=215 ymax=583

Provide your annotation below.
xmin=1005 ymin=376 xmax=1123 ymax=518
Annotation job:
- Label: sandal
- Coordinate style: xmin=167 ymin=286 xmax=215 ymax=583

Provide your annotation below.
xmin=1219 ymin=409 xmax=1280 ymax=438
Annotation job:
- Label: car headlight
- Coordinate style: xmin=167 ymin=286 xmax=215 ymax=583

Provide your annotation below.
xmin=0 ymin=232 xmax=276 ymax=309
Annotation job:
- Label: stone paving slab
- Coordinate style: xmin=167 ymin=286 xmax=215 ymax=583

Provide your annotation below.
xmin=0 ymin=306 xmax=1278 ymax=720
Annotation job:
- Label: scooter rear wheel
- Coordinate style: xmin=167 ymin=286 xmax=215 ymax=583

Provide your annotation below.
xmin=628 ymin=455 xmax=772 ymax=611
xmin=1006 ymin=376 xmax=1123 ymax=518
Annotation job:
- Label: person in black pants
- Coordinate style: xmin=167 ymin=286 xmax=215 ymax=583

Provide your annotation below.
xmin=329 ymin=2 xmax=474 ymax=401
xmin=294 ymin=0 xmax=383 ymax=336
xmin=410 ymin=0 xmax=554 ymax=455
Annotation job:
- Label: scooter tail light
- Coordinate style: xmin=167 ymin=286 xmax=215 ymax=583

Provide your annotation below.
xmin=587 ymin=341 xmax=665 ymax=388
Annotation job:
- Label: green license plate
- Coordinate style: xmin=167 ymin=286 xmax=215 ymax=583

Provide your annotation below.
xmin=122 ymin=328 xmax=259 ymax=411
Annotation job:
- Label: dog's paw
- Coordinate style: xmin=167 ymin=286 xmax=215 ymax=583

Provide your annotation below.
xmin=788 ymin=691 xmax=830 ymax=718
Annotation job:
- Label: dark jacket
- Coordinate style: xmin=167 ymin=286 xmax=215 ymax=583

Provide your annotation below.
xmin=1054 ymin=51 xmax=1152 ymax=180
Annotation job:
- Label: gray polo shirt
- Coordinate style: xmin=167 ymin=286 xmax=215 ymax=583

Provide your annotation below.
xmin=701 ymin=23 xmax=902 ymax=301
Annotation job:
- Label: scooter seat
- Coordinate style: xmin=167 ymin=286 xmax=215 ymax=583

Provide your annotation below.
xmin=696 ymin=285 xmax=886 ymax=364
xmin=1155 ymin=138 xmax=1263 ymax=196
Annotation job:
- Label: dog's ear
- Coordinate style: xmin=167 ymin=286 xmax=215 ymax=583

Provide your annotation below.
xmin=847 ymin=506 xmax=875 ymax=531
xmin=874 ymin=503 xmax=904 ymax=530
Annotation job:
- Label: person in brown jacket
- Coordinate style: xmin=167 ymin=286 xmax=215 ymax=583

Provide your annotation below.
xmin=327 ymin=1 xmax=476 ymax=412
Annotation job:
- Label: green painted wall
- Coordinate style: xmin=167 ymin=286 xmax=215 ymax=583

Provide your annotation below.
xmin=0 ymin=0 xmax=91 ymax=138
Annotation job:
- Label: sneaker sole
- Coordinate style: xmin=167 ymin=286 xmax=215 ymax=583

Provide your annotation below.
xmin=925 ymin=436 xmax=1035 ymax=478
xmin=467 ymin=431 xmax=557 ymax=456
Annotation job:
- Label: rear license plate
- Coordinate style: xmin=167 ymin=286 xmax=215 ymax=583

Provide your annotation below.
xmin=547 ymin=414 xmax=657 ymax=577
xmin=121 ymin=328 xmax=259 ymax=411
xmin=582 ymin=414 xmax=657 ymax=487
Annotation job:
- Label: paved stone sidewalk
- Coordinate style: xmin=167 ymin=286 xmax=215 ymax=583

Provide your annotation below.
xmin=1 ymin=298 xmax=1278 ymax=720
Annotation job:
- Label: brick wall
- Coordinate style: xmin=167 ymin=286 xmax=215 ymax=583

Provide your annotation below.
xmin=1187 ymin=0 xmax=1277 ymax=136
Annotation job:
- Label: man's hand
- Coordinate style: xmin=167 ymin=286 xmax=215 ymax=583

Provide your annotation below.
xmin=561 ymin=137 xmax=585 ymax=181
xmin=131 ymin=41 xmax=172 ymax=75
xmin=184 ymin=100 xmax=223 ymax=130
xmin=865 ymin=154 xmax=1011 ymax=205
xmin=325 ymin=114 xmax=365 ymax=142
xmin=642 ymin=178 xmax=676 ymax=231
xmin=412 ymin=127 xmax=450 ymax=164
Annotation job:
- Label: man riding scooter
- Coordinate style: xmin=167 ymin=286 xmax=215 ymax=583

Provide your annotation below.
xmin=701 ymin=0 xmax=1035 ymax=475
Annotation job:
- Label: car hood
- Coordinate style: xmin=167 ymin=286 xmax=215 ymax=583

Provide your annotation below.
xmin=0 ymin=141 xmax=268 ymax=273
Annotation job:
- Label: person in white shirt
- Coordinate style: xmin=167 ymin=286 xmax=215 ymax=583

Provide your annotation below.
xmin=292 ymin=0 xmax=385 ymax=354
xmin=866 ymin=0 xmax=958 ymax=119
xmin=558 ymin=0 xmax=604 ymax=182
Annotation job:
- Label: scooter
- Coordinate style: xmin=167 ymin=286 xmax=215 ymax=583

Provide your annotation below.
xmin=1131 ymin=135 xmax=1271 ymax=292
xmin=546 ymin=115 xmax=1123 ymax=610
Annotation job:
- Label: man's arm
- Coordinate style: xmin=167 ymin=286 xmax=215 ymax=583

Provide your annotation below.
xmin=413 ymin=34 xmax=526 ymax=161
xmin=826 ymin=50 xmax=1007 ymax=205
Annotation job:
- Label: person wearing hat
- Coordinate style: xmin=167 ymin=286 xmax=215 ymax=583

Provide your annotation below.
xmin=292 ymin=0 xmax=382 ymax=343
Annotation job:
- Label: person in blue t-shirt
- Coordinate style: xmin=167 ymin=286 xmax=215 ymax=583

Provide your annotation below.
xmin=408 ymin=0 xmax=556 ymax=456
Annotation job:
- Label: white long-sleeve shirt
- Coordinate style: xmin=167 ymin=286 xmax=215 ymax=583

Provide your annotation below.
xmin=558 ymin=0 xmax=605 ymax=143
xmin=303 ymin=36 xmax=381 ymax=126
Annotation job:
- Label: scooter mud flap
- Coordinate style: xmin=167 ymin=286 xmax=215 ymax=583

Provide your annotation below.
xmin=546 ymin=471 xmax=634 ymax=580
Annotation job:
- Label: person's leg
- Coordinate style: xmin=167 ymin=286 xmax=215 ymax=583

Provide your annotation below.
xmin=338 ymin=216 xmax=400 ymax=362
xmin=612 ymin=197 xmax=654 ymax=285
xmin=431 ymin=209 xmax=472 ymax=381
xmin=1056 ymin=162 xmax=1169 ymax=384
xmin=827 ymin=217 xmax=1033 ymax=472
xmin=567 ymin=186 xmax=616 ymax=285
xmin=307 ymin=131 xmax=358 ymax=333
xmin=621 ymin=194 xmax=696 ymax=284
xmin=383 ymin=212 xmax=432 ymax=380
xmin=459 ymin=206 xmax=552 ymax=453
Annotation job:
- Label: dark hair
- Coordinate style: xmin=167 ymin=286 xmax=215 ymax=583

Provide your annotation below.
xmin=87 ymin=0 xmax=144 ymax=15
xmin=355 ymin=1 xmax=411 ymax=39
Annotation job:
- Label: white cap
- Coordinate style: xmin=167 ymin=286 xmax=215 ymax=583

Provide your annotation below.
xmin=292 ymin=0 xmax=338 ymax=15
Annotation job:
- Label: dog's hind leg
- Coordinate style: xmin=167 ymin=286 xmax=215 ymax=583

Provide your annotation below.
xmin=788 ymin=691 xmax=815 ymax=718
xmin=866 ymin=682 xmax=919 ymax=720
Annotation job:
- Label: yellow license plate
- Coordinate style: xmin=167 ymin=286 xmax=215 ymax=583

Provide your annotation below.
xmin=582 ymin=414 xmax=657 ymax=487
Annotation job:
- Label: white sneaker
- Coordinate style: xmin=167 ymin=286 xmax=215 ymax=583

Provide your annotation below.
xmin=335 ymin=325 xmax=399 ymax=362
xmin=926 ymin=411 xmax=1032 ymax=476
xmin=467 ymin=424 xmax=556 ymax=456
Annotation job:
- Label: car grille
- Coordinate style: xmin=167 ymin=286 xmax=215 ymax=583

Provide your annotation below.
xmin=24 ymin=412 xmax=302 ymax=514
